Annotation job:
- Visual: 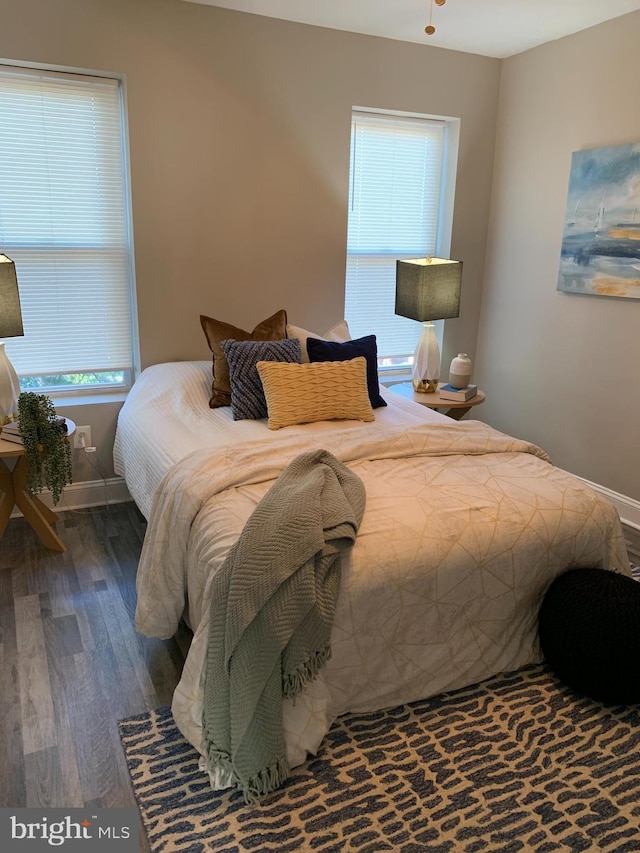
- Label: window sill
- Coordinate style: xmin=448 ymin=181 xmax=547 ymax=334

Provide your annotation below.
xmin=46 ymin=388 xmax=129 ymax=407
xmin=379 ymin=371 xmax=413 ymax=387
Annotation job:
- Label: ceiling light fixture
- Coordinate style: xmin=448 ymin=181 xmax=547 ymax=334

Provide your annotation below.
xmin=425 ymin=0 xmax=446 ymax=36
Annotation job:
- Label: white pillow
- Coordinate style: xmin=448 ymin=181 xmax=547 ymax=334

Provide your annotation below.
xmin=286 ymin=320 xmax=351 ymax=362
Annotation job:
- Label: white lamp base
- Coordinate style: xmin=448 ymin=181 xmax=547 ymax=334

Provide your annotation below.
xmin=412 ymin=322 xmax=441 ymax=393
xmin=0 ymin=341 xmax=21 ymax=423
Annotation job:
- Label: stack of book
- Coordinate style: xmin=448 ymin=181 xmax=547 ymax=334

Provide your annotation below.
xmin=1 ymin=420 xmax=24 ymax=444
xmin=439 ymin=383 xmax=478 ymax=402
xmin=1 ymin=416 xmax=68 ymax=445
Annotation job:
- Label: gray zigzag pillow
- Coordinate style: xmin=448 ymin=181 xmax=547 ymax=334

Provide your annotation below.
xmin=220 ymin=338 xmax=302 ymax=420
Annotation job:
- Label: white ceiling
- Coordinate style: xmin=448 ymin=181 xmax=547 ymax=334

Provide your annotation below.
xmin=182 ymin=0 xmax=640 ymax=59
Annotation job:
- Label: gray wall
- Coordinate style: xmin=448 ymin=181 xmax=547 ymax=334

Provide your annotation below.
xmin=476 ymin=10 xmax=640 ymax=501
xmin=0 ymin=0 xmax=500 ymax=483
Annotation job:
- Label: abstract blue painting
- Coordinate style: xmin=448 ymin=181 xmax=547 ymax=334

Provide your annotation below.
xmin=558 ymin=142 xmax=640 ymax=299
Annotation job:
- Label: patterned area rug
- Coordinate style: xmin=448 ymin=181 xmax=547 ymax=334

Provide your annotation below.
xmin=119 ymin=663 xmax=640 ymax=853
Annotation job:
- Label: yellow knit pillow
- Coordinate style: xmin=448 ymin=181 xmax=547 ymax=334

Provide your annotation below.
xmin=256 ymin=356 xmax=375 ymax=430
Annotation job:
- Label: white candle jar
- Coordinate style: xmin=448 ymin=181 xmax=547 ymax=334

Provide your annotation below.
xmin=449 ymin=353 xmax=472 ymax=389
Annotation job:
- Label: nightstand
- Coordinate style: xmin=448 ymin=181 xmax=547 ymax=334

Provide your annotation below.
xmin=0 ymin=418 xmax=75 ymax=552
xmin=388 ymin=382 xmax=485 ymax=420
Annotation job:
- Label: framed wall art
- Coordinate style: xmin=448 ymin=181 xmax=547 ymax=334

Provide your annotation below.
xmin=558 ymin=142 xmax=640 ymax=299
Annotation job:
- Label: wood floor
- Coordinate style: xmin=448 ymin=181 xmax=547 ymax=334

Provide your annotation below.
xmin=626 ymin=523 xmax=640 ymax=565
xmin=0 ymin=502 xmax=639 ymax=845
xmin=0 ymin=503 xmax=191 ymax=852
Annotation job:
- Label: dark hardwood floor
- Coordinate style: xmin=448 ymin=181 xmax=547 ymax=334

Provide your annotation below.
xmin=0 ymin=503 xmax=191 ymax=852
xmin=0 ymin=501 xmax=638 ymax=848
xmin=626 ymin=523 xmax=640 ymax=565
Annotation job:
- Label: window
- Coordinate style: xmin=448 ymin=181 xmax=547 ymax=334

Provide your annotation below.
xmin=344 ymin=110 xmax=457 ymax=370
xmin=0 ymin=64 xmax=137 ymax=393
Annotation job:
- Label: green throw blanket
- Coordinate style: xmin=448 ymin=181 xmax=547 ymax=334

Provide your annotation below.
xmin=202 ymin=449 xmax=366 ymax=802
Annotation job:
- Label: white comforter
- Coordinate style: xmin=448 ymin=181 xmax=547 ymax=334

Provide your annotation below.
xmin=125 ymin=367 xmax=629 ymax=785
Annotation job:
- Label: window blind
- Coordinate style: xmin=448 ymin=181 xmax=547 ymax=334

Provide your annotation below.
xmin=345 ymin=111 xmax=446 ymax=362
xmin=0 ymin=64 xmax=134 ymax=387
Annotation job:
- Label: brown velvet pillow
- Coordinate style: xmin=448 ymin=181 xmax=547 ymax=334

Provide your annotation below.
xmin=200 ymin=309 xmax=288 ymax=407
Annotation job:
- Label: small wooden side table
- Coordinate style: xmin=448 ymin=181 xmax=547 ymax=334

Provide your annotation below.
xmin=0 ymin=418 xmax=75 ymax=552
xmin=389 ymin=382 xmax=485 ymax=420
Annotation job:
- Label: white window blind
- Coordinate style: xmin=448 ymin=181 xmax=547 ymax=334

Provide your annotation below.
xmin=345 ymin=111 xmax=446 ymax=364
xmin=0 ymin=64 xmax=135 ymax=390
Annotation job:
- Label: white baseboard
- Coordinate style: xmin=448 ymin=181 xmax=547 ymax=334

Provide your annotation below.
xmin=574 ymin=476 xmax=640 ymax=531
xmin=11 ymin=476 xmax=132 ymax=517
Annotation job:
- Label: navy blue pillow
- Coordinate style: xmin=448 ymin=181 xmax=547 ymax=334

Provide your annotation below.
xmin=306 ymin=335 xmax=387 ymax=409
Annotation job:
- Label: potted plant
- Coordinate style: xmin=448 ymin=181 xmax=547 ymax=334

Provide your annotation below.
xmin=17 ymin=391 xmax=73 ymax=505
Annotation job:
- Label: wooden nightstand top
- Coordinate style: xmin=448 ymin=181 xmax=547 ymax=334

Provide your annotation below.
xmin=388 ymin=383 xmax=485 ymax=420
xmin=0 ymin=418 xmax=76 ymax=456
xmin=0 ymin=436 xmax=26 ymax=457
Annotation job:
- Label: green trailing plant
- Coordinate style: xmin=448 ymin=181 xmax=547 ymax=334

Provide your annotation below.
xmin=17 ymin=392 xmax=73 ymax=505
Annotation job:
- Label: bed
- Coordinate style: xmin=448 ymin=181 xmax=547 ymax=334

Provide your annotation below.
xmin=114 ymin=359 xmax=630 ymax=792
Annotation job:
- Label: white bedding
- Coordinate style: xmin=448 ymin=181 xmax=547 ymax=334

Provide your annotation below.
xmin=115 ymin=361 xmax=630 ymax=792
xmin=113 ymin=360 xmax=449 ymax=520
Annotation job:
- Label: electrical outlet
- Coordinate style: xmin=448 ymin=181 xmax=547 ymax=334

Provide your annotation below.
xmin=74 ymin=425 xmax=92 ymax=450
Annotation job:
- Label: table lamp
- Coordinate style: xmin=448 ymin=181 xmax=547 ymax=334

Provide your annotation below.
xmin=0 ymin=254 xmax=24 ymax=423
xmin=395 ymin=257 xmax=462 ymax=392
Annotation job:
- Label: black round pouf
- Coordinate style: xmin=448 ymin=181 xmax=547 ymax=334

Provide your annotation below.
xmin=539 ymin=567 xmax=640 ymax=705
